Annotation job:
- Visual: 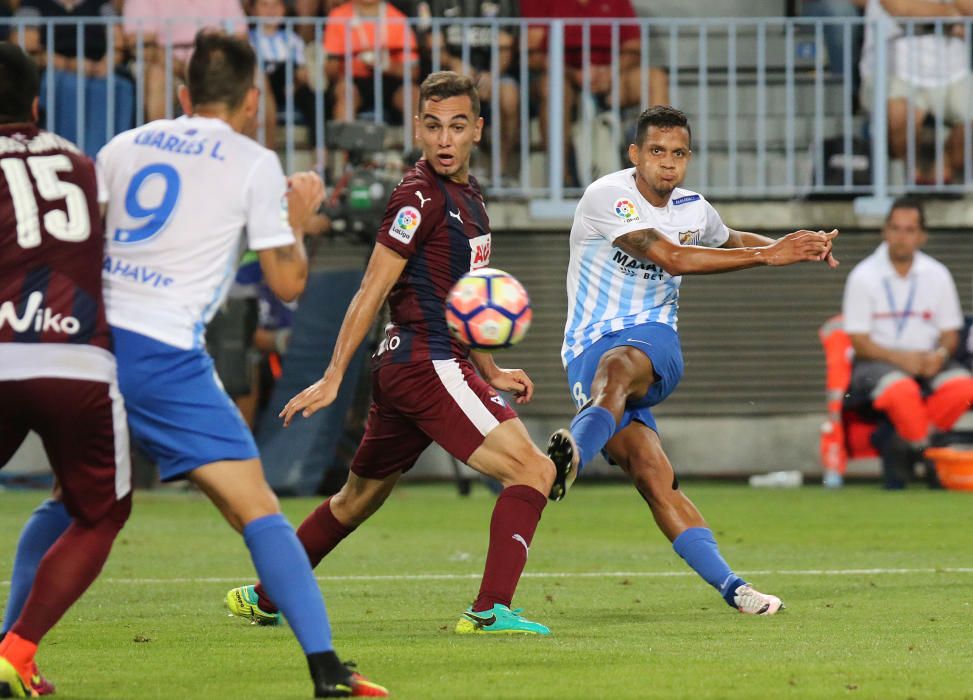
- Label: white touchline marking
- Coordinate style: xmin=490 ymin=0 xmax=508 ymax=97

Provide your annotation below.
xmin=2 ymin=567 xmax=972 ymax=586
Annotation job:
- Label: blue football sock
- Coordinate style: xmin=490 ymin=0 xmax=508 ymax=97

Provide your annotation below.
xmin=672 ymin=527 xmax=746 ymax=609
xmin=243 ymin=514 xmax=333 ymax=654
xmin=569 ymin=405 xmax=617 ymax=472
xmin=2 ymin=499 xmax=72 ymax=634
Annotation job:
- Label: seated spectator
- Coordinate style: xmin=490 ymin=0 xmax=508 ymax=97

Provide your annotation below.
xmin=293 ymin=0 xmax=332 ymax=43
xmin=294 ymin=0 xmax=417 ymax=42
xmin=841 ymin=197 xmax=973 ymax=488
xmin=249 ymin=0 xmax=326 ymax=146
xmin=522 ymin=0 xmax=668 ymax=186
xmin=323 ymin=0 xmax=420 ymax=124
xmin=14 ymin=0 xmax=134 ymax=156
xmin=123 ymin=0 xmax=247 ymax=123
xmin=416 ymin=0 xmax=519 ymax=179
xmin=859 ymin=0 xmax=973 ymax=184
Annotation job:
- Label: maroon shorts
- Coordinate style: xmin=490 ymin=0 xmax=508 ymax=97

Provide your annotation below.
xmin=0 ymin=377 xmax=131 ymax=524
xmin=351 ymin=358 xmax=519 ymax=479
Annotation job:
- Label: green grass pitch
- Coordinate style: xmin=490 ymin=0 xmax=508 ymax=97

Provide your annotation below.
xmin=2 ymin=482 xmax=973 ymax=699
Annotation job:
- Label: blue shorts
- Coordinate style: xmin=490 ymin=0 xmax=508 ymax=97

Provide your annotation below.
xmin=565 ymin=322 xmax=684 ymax=436
xmin=112 ymin=327 xmax=258 ymax=481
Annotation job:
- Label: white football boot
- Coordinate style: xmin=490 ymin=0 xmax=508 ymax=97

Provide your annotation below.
xmin=733 ymin=584 xmax=784 ymax=615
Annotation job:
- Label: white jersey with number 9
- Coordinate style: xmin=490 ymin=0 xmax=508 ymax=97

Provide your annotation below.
xmin=96 ymin=115 xmax=295 ymax=350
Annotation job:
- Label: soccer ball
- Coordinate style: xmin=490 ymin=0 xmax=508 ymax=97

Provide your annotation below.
xmin=445 ymin=268 xmax=532 ymax=350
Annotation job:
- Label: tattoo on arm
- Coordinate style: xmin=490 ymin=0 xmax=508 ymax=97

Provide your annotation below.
xmin=614 ymin=228 xmax=662 ymax=259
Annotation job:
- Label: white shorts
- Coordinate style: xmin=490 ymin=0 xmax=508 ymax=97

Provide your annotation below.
xmin=861 ymin=73 xmax=973 ymax=124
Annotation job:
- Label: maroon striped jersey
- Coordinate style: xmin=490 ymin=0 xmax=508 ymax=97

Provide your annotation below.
xmin=0 ymin=124 xmax=110 ymax=351
xmin=374 ymin=159 xmax=492 ymax=365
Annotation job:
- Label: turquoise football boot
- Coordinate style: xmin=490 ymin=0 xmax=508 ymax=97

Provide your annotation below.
xmin=454 ymin=604 xmax=551 ymax=635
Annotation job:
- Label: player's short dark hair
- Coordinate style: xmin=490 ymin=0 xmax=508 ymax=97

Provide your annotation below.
xmin=419 ymin=71 xmax=480 ymax=118
xmin=0 ymin=42 xmax=40 ymax=124
xmin=887 ymin=196 xmax=926 ymax=230
xmin=186 ymin=31 xmax=256 ymax=111
xmin=635 ymin=105 xmax=692 ymax=149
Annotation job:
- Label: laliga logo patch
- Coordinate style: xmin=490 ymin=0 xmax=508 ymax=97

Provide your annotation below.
xmin=613 ymin=198 xmax=639 ymax=223
xmin=389 ymin=205 xmax=421 ymax=244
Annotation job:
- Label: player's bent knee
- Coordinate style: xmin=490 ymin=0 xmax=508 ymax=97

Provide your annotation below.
xmin=109 ymin=492 xmax=133 ymax=526
xmin=226 ymin=484 xmax=281 ymax=532
xmin=501 ymin=449 xmax=556 ymax=492
xmin=76 ymin=492 xmax=133 ymax=530
xmin=331 ymin=483 xmax=392 ymax=526
xmin=596 ymin=351 xmax=653 ymax=403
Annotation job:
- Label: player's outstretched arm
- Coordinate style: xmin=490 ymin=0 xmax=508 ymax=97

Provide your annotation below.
xmin=279 ymin=243 xmax=408 ymax=426
xmin=722 ymin=229 xmax=776 ymax=247
xmin=470 ymin=351 xmax=535 ymax=404
xmin=258 ymin=172 xmax=325 ymax=301
xmin=615 ymin=227 xmax=838 ymax=276
xmin=723 ymin=228 xmax=840 ymax=268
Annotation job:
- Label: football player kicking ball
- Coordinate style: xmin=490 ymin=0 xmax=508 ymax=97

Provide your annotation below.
xmin=226 ymin=71 xmax=558 ymax=636
xmin=547 ymin=105 xmax=839 ymax=616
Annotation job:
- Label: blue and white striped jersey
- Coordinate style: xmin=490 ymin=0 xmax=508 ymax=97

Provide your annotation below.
xmin=561 ymin=168 xmax=729 ymax=367
xmin=250 ymin=27 xmax=306 ymax=68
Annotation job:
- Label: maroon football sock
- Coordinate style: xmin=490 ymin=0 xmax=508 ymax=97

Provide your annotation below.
xmin=254 ymin=497 xmax=356 ymax=614
xmin=10 ymin=500 xmax=127 ymax=644
xmin=472 ymin=485 xmax=547 ymax=612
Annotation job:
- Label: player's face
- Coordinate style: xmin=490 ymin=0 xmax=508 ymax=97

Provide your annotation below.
xmin=883 ymin=207 xmax=926 ymax=263
xmin=415 ymin=95 xmax=484 ymax=183
xmin=629 ymin=126 xmax=692 ymax=205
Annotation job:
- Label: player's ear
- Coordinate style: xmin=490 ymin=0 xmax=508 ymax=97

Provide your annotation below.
xmin=177 ymin=85 xmax=193 ymax=116
xmin=628 ymin=143 xmax=639 ymax=166
xmin=473 ymin=116 xmax=484 ymax=143
xmin=31 ymin=97 xmax=39 ymax=124
xmin=245 ymin=84 xmax=260 ymax=116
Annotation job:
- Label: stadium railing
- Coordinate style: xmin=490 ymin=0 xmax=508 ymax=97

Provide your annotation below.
xmin=2 ymin=15 xmax=971 ymax=211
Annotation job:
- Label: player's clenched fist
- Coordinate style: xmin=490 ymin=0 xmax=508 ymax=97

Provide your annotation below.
xmin=766 ymin=228 xmax=839 ymax=266
xmin=286 ymin=171 xmax=326 ymax=232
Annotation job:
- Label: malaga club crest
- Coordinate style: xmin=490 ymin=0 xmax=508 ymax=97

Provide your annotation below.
xmin=389 ymin=205 xmax=421 ymax=244
xmin=612 ymin=198 xmax=640 ymax=223
xmin=679 ymin=229 xmax=702 ymax=245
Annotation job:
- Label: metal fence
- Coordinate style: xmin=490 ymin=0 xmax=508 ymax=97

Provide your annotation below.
xmin=2 ymin=15 xmax=972 ymax=211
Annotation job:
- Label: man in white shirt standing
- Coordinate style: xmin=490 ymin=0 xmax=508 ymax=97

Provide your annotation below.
xmin=859 ymin=0 xmax=973 ymax=183
xmin=842 ymin=197 xmax=973 ymax=488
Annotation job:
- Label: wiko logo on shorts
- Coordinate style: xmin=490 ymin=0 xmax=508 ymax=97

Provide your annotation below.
xmin=0 ymin=291 xmax=81 ymax=336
